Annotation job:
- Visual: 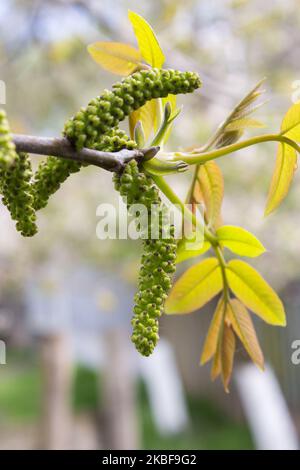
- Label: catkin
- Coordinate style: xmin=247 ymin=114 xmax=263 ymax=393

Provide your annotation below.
xmin=31 ymin=128 xmax=136 ymax=211
xmin=32 ymin=68 xmax=201 ymax=210
xmin=0 ymin=109 xmax=17 ymax=168
xmin=114 ymin=160 xmax=177 ymax=356
xmin=0 ymin=152 xmax=37 ymax=236
xmin=0 ymin=110 xmax=37 ymax=236
xmin=64 ymin=68 xmax=201 ymax=150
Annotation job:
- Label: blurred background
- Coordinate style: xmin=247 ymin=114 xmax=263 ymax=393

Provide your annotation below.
xmin=0 ymin=0 xmax=300 ymax=450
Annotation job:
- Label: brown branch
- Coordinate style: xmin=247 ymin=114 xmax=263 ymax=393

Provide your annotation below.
xmin=12 ymin=134 xmax=160 ymax=172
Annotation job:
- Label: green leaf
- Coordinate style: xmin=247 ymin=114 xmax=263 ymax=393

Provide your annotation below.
xmin=216 ymin=225 xmax=266 ymax=257
xmin=165 ymin=257 xmax=223 ymax=314
xmin=201 ymin=297 xmax=225 ymax=364
xmin=87 ymin=42 xmax=142 ymax=75
xmin=176 ymin=237 xmax=210 ymax=264
xmin=226 ymin=260 xmax=286 ymax=326
xmin=227 ymin=299 xmax=264 ymax=370
xmin=265 ymin=102 xmax=300 ymax=215
xmin=128 ymin=10 xmax=165 ymax=68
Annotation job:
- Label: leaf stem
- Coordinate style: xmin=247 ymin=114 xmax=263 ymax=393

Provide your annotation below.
xmin=173 ymin=133 xmax=300 ymax=165
xmin=213 ymin=245 xmax=229 ymax=302
xmin=151 ymin=174 xmax=218 ymax=245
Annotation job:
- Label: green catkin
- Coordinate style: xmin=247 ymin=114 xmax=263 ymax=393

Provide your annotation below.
xmin=0 ymin=152 xmax=37 ymax=236
xmin=0 ymin=109 xmax=37 ymax=236
xmin=114 ymin=160 xmax=177 ymax=356
xmin=32 ymin=69 xmax=200 ymax=210
xmin=32 ymin=158 xmax=81 ymax=211
xmin=64 ymin=68 xmax=201 ymax=150
xmin=31 ymin=128 xmax=136 ymax=211
xmin=0 ymin=109 xmax=17 ymax=168
xmin=1 ymin=70 xmax=196 ymax=347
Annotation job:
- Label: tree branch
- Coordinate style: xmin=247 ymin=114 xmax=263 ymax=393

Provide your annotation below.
xmin=12 ymin=134 xmax=160 ymax=172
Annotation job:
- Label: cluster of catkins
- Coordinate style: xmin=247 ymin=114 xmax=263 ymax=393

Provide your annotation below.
xmin=0 ymin=68 xmax=201 ymax=355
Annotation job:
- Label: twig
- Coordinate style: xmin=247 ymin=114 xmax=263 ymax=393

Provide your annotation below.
xmin=12 ymin=134 xmax=160 ymax=172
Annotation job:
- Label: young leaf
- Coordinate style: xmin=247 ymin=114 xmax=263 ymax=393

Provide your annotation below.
xmin=226 ymin=260 xmax=286 ymax=326
xmin=87 ymin=42 xmax=142 ymax=75
xmin=128 ymin=10 xmax=165 ymax=68
xmin=265 ymin=102 xmax=300 ymax=216
xmin=211 ymin=344 xmax=222 ymax=381
xmin=161 ymin=94 xmax=177 ymax=144
xmin=188 ymin=161 xmax=224 ymax=229
xmin=205 ymin=78 xmax=267 ymax=150
xmin=216 ymin=225 xmax=266 ymax=257
xmin=129 ymin=99 xmax=157 ymax=141
xmin=165 ymin=257 xmax=223 ymax=314
xmin=279 ymin=102 xmax=300 ymax=141
xmin=227 ymin=299 xmax=264 ymax=370
xmin=264 ymin=143 xmax=297 ymax=216
xmin=201 ymin=297 xmax=225 ymax=365
xmin=176 ymin=237 xmax=210 ymax=264
xmin=225 ymin=118 xmax=265 ymax=132
xmin=187 ymin=81 xmax=266 ymax=231
xmin=221 ymin=324 xmax=236 ymax=392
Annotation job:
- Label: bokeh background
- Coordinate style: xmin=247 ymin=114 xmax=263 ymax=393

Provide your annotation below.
xmin=0 ymin=0 xmax=300 ymax=450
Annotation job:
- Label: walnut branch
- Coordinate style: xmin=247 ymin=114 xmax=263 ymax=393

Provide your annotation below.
xmin=12 ymin=134 xmax=160 ymax=172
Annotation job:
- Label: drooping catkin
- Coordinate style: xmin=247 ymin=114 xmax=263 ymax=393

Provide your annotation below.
xmin=0 ymin=152 xmax=37 ymax=236
xmin=0 ymin=110 xmax=37 ymax=236
xmin=114 ymin=160 xmax=177 ymax=356
xmin=31 ymin=128 xmax=136 ymax=211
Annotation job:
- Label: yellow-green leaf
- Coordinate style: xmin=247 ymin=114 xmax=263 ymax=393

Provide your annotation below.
xmin=226 ymin=260 xmax=286 ymax=326
xmin=280 ymin=102 xmax=300 ymax=141
xmin=165 ymin=258 xmax=223 ymax=314
xmin=189 ymin=161 xmax=224 ymax=229
xmin=227 ymin=299 xmax=264 ymax=369
xmin=221 ymin=324 xmax=236 ymax=392
xmin=265 ymin=102 xmax=300 ymax=215
xmin=129 ymin=99 xmax=157 ymax=141
xmin=87 ymin=41 xmax=142 ymax=75
xmin=265 ymin=143 xmax=297 ymax=216
xmin=176 ymin=233 xmax=210 ymax=264
xmin=216 ymin=225 xmax=265 ymax=257
xmin=128 ymin=10 xmax=165 ymax=68
xmin=201 ymin=297 xmax=225 ymax=364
